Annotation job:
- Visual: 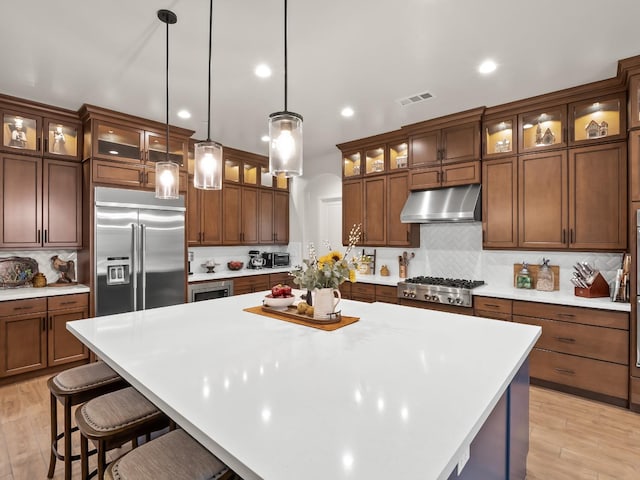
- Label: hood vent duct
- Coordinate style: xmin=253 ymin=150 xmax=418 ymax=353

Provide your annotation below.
xmin=400 ymin=184 xmax=481 ymax=223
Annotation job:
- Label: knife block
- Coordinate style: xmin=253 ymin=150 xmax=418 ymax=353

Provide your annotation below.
xmin=574 ymin=272 xmax=610 ymax=298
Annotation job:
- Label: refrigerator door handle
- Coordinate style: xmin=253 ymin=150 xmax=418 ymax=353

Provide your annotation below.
xmin=141 ymin=224 xmax=147 ymax=311
xmin=131 ymin=224 xmax=138 ymax=311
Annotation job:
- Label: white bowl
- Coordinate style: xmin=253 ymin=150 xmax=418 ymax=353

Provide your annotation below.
xmin=264 ymin=294 xmax=295 ymax=308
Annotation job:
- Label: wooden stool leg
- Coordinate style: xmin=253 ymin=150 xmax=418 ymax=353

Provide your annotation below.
xmin=80 ymin=434 xmax=89 ymax=480
xmin=64 ymin=399 xmax=72 ymax=480
xmin=47 ymin=393 xmax=57 ymax=478
xmin=97 ymin=440 xmax=107 ymax=480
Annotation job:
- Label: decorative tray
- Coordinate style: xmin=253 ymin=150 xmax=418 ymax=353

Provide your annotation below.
xmin=0 ymin=257 xmax=38 ymax=287
xmin=261 ymin=304 xmax=342 ymax=324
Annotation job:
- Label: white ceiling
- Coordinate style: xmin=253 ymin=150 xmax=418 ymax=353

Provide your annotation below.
xmin=3 ymin=0 xmax=640 ymax=162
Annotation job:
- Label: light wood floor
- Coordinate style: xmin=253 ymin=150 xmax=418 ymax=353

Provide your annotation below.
xmin=1 ymin=375 xmax=640 ymax=479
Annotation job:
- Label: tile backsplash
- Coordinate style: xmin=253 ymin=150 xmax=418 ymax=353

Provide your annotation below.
xmin=0 ymin=250 xmax=77 ymax=285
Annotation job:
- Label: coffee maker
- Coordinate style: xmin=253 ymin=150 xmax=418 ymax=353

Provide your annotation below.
xmin=248 ymin=250 xmax=264 ymax=269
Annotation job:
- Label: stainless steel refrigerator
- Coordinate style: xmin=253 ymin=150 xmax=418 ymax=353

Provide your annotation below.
xmin=94 ymin=187 xmax=185 ymax=316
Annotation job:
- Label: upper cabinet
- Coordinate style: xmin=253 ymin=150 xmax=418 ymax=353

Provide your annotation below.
xmin=629 ymin=74 xmax=640 ymax=130
xmin=0 ymin=96 xmax=81 ymax=162
xmin=338 ymin=131 xmax=408 ymax=179
xmin=483 ymin=115 xmax=516 ymax=159
xmin=405 ymin=108 xmax=483 ymax=168
xmin=568 ymin=93 xmax=625 ymax=146
xmin=518 ymin=106 xmax=566 ymax=153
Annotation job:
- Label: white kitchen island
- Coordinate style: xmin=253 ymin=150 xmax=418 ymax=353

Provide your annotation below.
xmin=67 ymin=291 xmax=540 ymax=480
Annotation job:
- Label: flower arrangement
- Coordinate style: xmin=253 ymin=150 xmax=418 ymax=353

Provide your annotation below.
xmin=291 ymin=224 xmax=362 ymax=290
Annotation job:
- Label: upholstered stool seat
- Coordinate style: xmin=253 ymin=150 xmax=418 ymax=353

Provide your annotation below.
xmin=47 ymin=361 xmax=127 ymax=480
xmin=75 ymin=386 xmax=171 ymax=480
xmin=104 ymin=429 xmax=234 ymax=480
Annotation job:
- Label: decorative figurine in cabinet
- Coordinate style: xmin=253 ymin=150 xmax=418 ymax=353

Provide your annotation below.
xmin=569 ymin=94 xmax=625 ymax=145
xmin=518 ymin=107 xmax=566 ymax=152
xmin=483 ymin=117 xmax=515 ymax=157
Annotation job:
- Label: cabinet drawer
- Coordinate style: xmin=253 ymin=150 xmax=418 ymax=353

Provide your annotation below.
xmin=512 ymin=300 xmax=628 ymax=330
xmin=233 ymin=275 xmax=270 ymax=294
xmin=375 ymin=285 xmax=397 ymax=298
xmin=269 ymin=272 xmax=294 ymax=288
xmin=0 ymin=298 xmax=47 ymax=316
xmin=515 ymin=315 xmax=628 ymax=365
xmin=530 ymin=348 xmax=628 ymax=400
xmin=48 ymin=293 xmax=89 ymax=311
xmin=351 ymin=283 xmax=375 ymax=302
xmin=475 ymin=310 xmax=512 ymax=322
xmin=474 ymin=297 xmax=512 ymax=314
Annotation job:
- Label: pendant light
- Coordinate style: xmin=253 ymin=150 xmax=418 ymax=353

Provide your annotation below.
xmin=268 ymin=0 xmax=303 ymax=178
xmin=156 ymin=9 xmax=180 ymax=199
xmin=194 ymin=0 xmax=223 ymax=190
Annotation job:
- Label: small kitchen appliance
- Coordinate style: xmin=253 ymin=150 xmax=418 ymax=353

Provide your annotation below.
xmin=262 ymin=252 xmax=290 ymax=268
xmin=397 ymin=276 xmax=485 ymax=307
xmin=248 ymin=250 xmax=265 ymax=269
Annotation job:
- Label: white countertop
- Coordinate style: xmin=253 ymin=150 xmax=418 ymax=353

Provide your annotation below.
xmin=473 ymin=284 xmax=631 ymax=312
xmin=0 ymin=284 xmax=90 ymax=301
xmin=68 ymin=290 xmax=540 ymax=480
xmin=188 ymin=267 xmax=293 ymax=283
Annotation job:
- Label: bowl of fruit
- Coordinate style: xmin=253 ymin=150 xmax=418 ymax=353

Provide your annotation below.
xmin=227 ymin=261 xmax=244 ymax=271
xmin=264 ymin=284 xmax=295 ymax=308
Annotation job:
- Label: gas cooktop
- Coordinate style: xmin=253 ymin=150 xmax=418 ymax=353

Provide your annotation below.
xmin=397 ymin=276 xmax=485 ymax=307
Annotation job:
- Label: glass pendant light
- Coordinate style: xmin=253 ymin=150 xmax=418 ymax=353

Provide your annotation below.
xmin=268 ymin=0 xmax=303 ymax=177
xmin=156 ymin=9 xmax=179 ymax=199
xmin=194 ymin=0 xmax=223 ymax=190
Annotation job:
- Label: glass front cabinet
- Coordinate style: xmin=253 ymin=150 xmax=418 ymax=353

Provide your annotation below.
xmin=569 ymin=93 xmax=625 ymax=145
xmin=483 ymin=116 xmax=516 ymax=158
xmin=630 ymin=75 xmax=640 ymax=130
xmin=342 ymin=151 xmax=362 ymax=178
xmin=518 ymin=106 xmax=566 ymax=153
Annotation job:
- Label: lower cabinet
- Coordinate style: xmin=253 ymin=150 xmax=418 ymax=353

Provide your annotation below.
xmin=269 ymin=272 xmax=295 ymax=289
xmin=374 ymin=285 xmax=398 ymax=304
xmin=0 ymin=293 xmax=89 ymax=378
xmin=474 ymin=296 xmax=512 ymax=322
xmin=512 ymin=300 xmax=629 ymax=406
xmin=232 ymin=275 xmax=270 ymax=295
xmin=351 ymin=283 xmax=375 ymax=303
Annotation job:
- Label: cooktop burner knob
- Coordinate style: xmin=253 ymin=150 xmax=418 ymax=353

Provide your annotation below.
xmin=410 ymin=291 xmax=416 ymax=298
xmin=455 ymin=298 xmax=463 ymax=305
xmin=447 ymin=297 xmax=454 ymax=304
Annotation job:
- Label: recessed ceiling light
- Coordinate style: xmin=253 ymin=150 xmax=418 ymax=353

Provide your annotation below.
xmin=261 ymin=135 xmax=270 ymax=142
xmin=177 ymin=109 xmax=191 ymax=119
xmin=478 ymin=60 xmax=497 ymax=74
xmin=255 ymin=64 xmax=272 ymax=78
xmin=341 ymin=107 xmax=355 ymax=117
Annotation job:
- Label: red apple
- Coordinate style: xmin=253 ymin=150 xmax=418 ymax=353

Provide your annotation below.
xmin=271 ymin=284 xmax=285 ymax=297
xmin=281 ymin=285 xmax=292 ymax=296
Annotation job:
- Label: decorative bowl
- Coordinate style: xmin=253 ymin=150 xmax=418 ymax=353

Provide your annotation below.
xmin=227 ymin=261 xmax=244 ymax=271
xmin=263 ymin=294 xmax=295 ymax=308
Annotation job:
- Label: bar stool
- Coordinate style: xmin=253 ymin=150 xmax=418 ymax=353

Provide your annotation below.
xmin=75 ymin=386 xmax=171 ymax=480
xmin=104 ymin=429 xmax=235 ymax=480
xmin=47 ymin=361 xmax=127 ymax=480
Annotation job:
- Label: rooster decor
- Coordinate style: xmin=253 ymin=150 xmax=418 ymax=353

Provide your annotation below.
xmin=50 ymin=255 xmax=76 ymax=285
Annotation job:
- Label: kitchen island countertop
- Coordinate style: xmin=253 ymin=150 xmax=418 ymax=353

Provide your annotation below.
xmin=68 ymin=290 xmax=540 ymax=480
xmin=0 ymin=284 xmax=90 ymax=302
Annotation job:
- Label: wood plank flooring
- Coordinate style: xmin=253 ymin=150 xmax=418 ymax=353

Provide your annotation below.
xmin=1 ymin=375 xmax=640 ymax=479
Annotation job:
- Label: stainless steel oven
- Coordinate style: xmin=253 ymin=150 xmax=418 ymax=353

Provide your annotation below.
xmin=188 ymin=280 xmax=233 ymax=302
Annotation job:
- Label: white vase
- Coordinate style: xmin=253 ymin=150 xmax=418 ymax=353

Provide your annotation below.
xmin=312 ymin=288 xmax=341 ymax=320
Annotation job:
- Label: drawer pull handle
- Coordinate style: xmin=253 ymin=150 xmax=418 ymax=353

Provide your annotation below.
xmin=554 ymin=367 xmax=575 ymax=376
xmin=484 ymin=304 xmax=500 ymax=308
xmin=14 ymin=305 xmax=35 ymax=311
xmin=558 ymin=313 xmax=575 ymax=318
xmin=554 ymin=336 xmax=576 ymax=344
xmin=59 ymin=301 xmax=76 ymax=306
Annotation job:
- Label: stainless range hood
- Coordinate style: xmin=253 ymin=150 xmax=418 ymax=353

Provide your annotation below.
xmin=400 ymin=184 xmax=481 ymax=223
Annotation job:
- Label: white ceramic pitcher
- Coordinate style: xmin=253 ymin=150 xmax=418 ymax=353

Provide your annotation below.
xmin=312 ymin=288 xmax=341 ymax=320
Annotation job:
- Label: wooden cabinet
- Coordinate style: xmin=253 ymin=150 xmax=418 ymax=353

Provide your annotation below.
xmin=350 ymin=282 xmax=375 ymax=303
xmin=0 ymin=155 xmax=82 ymax=248
xmin=0 ymin=294 xmax=88 ymax=378
xmin=482 ymin=157 xmax=518 ymax=248
xmin=483 ymin=115 xmax=516 ymax=159
xmin=0 ymin=99 xmax=81 ymax=162
xmin=629 ymin=74 xmax=640 ymax=130
xmin=363 ymin=176 xmax=386 ymax=245
xmin=342 ymin=179 xmax=363 ymax=246
xmin=408 ymin=121 xmax=480 ymax=167
xmin=270 ymin=272 xmax=295 ymax=288
xmin=80 ymin=104 xmax=193 ymax=193
xmin=258 ymin=190 xmax=289 ymax=245
xmin=338 ymin=282 xmax=352 ymax=300
xmin=187 ymin=177 xmax=222 ymax=246
xmin=47 ymin=294 xmax=89 ymax=366
xmin=474 ymin=297 xmax=512 ymax=322
xmin=629 ymin=130 xmax=640 ymax=201
xmin=512 ymin=300 xmax=629 ymax=405
xmin=518 ymin=106 xmax=566 ymax=153
xmin=233 ymin=275 xmax=270 ymax=295
xmin=568 ymin=93 xmax=625 ymax=146
xmin=386 ymin=172 xmax=419 ymax=247
xmin=408 ymin=160 xmax=480 ymax=190
xmin=518 ymin=150 xmax=568 ymax=249
xmin=337 ymin=131 xmax=408 ymax=179
xmin=222 ymin=185 xmax=259 ymax=245
xmin=374 ymin=285 xmax=398 ymax=304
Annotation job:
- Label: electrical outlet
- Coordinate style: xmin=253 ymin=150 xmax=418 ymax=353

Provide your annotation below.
xmin=457 ymin=445 xmax=470 ymax=475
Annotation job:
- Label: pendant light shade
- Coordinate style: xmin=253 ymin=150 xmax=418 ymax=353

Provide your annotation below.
xmin=156 ymin=9 xmax=179 ymax=199
xmin=194 ymin=0 xmax=223 ymax=190
xmin=268 ymin=0 xmax=303 ymax=178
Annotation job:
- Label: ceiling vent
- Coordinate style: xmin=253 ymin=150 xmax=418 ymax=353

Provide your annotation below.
xmin=398 ymin=92 xmax=433 ymax=106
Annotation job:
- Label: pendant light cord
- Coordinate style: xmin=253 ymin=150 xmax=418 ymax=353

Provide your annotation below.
xmin=284 ymin=0 xmax=288 ymax=112
xmin=165 ymin=18 xmax=170 ymax=162
xmin=206 ymin=0 xmax=213 ymax=141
